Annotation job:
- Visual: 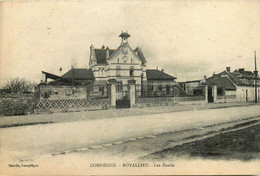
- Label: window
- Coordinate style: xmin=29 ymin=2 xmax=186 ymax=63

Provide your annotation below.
xmin=116 ymin=66 xmax=121 ymax=77
xmin=101 ymin=68 xmax=105 ymax=77
xmin=98 ymin=68 xmax=101 ymax=77
xmin=88 ymin=84 xmax=93 ymax=91
xmin=131 ymin=59 xmax=133 ymax=64
xmin=99 ymin=86 xmax=104 ymax=95
xmin=130 ymin=67 xmax=134 ymax=77
xmin=116 ymin=82 xmax=122 ymax=92
xmin=158 ymin=85 xmax=162 ymax=91
xmin=166 ymin=85 xmax=171 ymax=94
xmin=148 ymin=84 xmax=153 ymax=91
xmin=217 ymin=88 xmax=224 ymax=96
xmin=117 ymin=58 xmax=119 ymax=64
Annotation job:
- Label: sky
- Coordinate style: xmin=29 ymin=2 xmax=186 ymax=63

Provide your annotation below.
xmin=0 ymin=0 xmax=260 ymax=87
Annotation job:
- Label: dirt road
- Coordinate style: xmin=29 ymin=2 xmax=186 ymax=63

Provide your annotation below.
xmin=1 ymin=105 xmax=260 ymax=175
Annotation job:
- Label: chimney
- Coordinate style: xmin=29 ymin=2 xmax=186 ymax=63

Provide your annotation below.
xmin=101 ymin=45 xmax=105 ymax=50
xmin=239 ymin=68 xmax=245 ymax=72
xmin=226 ymin=67 xmax=231 ymax=72
xmin=203 ymin=75 xmax=207 ymax=83
xmin=213 ymin=72 xmax=216 ymax=78
xmin=106 ymin=46 xmax=109 ymax=59
xmin=161 ymin=68 xmax=164 ymax=72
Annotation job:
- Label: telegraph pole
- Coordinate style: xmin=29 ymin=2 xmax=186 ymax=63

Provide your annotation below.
xmin=254 ymin=51 xmax=258 ymax=103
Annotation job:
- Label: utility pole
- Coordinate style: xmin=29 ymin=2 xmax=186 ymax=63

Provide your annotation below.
xmin=254 ymin=51 xmax=258 ymax=103
xmin=72 ymin=66 xmax=75 ymax=87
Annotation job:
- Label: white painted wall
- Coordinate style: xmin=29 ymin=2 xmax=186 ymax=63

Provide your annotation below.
xmin=236 ymin=86 xmax=260 ymax=102
xmin=90 ymin=44 xmax=146 ymax=85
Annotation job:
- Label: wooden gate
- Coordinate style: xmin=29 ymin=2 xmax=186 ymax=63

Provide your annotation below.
xmin=116 ymin=84 xmax=130 ymax=109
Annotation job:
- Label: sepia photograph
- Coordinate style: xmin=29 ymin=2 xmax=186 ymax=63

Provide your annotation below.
xmin=0 ymin=0 xmax=260 ymax=175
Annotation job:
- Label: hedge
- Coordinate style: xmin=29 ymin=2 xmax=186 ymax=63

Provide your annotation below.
xmin=0 ymin=98 xmax=36 ymax=116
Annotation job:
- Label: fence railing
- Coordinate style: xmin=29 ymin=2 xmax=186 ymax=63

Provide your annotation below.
xmin=139 ymin=84 xmax=187 ymax=98
xmin=36 ymin=98 xmax=110 ymax=110
xmin=135 ymin=96 xmax=205 ymax=107
xmin=172 ymin=96 xmax=205 ymax=101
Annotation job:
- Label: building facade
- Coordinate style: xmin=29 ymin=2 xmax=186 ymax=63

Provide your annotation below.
xmin=39 ymin=32 xmax=178 ymax=100
xmin=205 ymin=67 xmax=259 ymax=102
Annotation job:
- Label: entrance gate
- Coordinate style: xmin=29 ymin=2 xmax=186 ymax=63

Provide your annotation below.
xmin=116 ymin=84 xmax=130 ymax=109
xmin=208 ymin=87 xmax=213 ymax=103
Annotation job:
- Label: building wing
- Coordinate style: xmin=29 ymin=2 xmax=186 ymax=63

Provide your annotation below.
xmin=146 ymin=69 xmax=176 ymax=80
xmin=62 ymin=68 xmax=95 ymax=80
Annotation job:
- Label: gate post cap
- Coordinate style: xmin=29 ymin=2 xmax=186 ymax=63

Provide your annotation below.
xmin=107 ymin=79 xmax=117 ymax=84
xmin=128 ymin=79 xmax=136 ymax=85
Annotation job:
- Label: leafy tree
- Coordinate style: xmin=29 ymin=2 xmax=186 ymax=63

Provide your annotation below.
xmin=1 ymin=78 xmax=36 ymax=93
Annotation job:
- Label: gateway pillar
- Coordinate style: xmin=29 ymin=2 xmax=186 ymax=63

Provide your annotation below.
xmin=128 ymin=79 xmax=136 ymax=108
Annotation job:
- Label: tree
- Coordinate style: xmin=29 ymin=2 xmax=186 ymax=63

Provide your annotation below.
xmin=1 ymin=78 xmax=36 ymax=93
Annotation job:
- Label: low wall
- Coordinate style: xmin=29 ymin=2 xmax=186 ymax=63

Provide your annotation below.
xmin=34 ymin=98 xmax=110 ymax=114
xmin=37 ymin=84 xmax=87 ymax=100
xmin=135 ymin=96 xmax=205 ymax=108
xmin=216 ymin=95 xmax=238 ymax=103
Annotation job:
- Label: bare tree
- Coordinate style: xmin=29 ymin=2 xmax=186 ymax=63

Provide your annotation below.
xmin=2 ymin=78 xmax=36 ymax=93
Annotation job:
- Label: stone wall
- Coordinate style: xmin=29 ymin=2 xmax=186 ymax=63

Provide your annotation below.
xmin=37 ymin=84 xmax=87 ymax=100
xmin=216 ymin=94 xmax=237 ymax=103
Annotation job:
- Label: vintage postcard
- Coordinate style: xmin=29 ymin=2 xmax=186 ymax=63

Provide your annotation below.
xmin=0 ymin=0 xmax=260 ymax=175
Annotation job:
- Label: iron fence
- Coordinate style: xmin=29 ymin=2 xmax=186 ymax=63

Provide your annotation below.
xmin=137 ymin=84 xmax=187 ymax=98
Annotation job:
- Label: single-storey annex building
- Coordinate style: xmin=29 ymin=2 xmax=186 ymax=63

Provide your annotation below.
xmin=180 ymin=67 xmax=260 ymax=103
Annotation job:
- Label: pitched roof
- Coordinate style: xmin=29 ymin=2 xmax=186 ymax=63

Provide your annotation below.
xmin=94 ymin=49 xmax=116 ymax=64
xmin=62 ymin=68 xmax=94 ymax=80
xmin=146 ymin=69 xmax=176 ymax=80
xmin=206 ymin=76 xmax=236 ymax=90
xmin=93 ymin=46 xmax=147 ymax=65
xmin=185 ymin=80 xmax=202 ymax=83
xmin=42 ymin=71 xmax=61 ymax=80
xmin=226 ymin=72 xmax=246 ymax=85
xmin=234 ymin=69 xmax=255 ymax=78
xmin=134 ymin=47 xmax=147 ymax=64
xmin=207 ymin=70 xmax=246 ymax=86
